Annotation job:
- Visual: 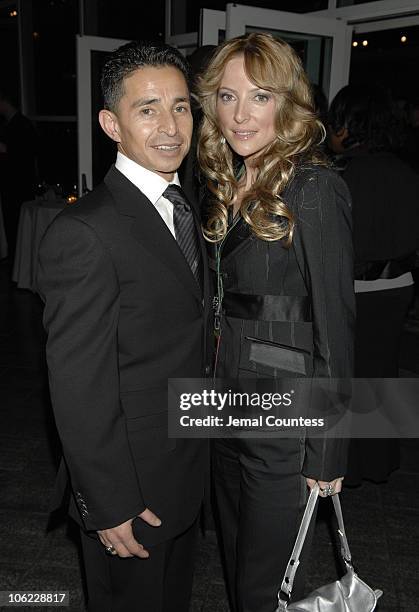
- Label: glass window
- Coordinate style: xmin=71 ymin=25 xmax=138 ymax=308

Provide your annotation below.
xmin=0 ymin=4 xmax=19 ymax=105
xmin=32 ymin=0 xmax=166 ymax=115
xmin=85 ymin=0 xmax=165 ymax=40
xmin=247 ymin=26 xmax=332 ymax=93
xmin=172 ymin=0 xmax=329 ymax=37
xmin=35 ymin=121 xmax=77 ymax=195
xmin=32 ymin=0 xmax=78 ymax=116
xmin=350 ymin=25 xmax=419 ymax=101
xmin=338 ymin=0 xmax=381 ymax=5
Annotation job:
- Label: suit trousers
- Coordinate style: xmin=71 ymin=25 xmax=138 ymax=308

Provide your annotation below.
xmin=80 ymin=517 xmax=198 ymax=612
xmin=212 ymin=437 xmax=313 ymax=612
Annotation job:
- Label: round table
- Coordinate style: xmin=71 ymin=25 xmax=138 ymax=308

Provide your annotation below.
xmin=12 ymin=196 xmax=67 ymax=291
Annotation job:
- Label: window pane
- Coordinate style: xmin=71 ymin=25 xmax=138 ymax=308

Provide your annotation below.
xmin=350 ymin=25 xmax=419 ymax=100
xmin=246 ymin=26 xmax=332 ymax=93
xmin=35 ymin=121 xmax=77 ymax=195
xmin=0 ymin=4 xmax=19 ymax=105
xmin=85 ymin=0 xmax=165 ymax=40
xmin=338 ymin=0 xmax=381 ymax=5
xmin=32 ymin=0 xmax=78 ymax=115
xmin=173 ymin=0 xmax=329 ymax=36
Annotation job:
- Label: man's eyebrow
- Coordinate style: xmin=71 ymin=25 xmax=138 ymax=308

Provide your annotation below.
xmin=131 ymin=95 xmax=190 ymax=109
xmin=131 ymin=97 xmax=160 ymax=108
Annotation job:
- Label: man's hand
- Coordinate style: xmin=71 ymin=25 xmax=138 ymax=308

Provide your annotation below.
xmin=97 ymin=507 xmax=161 ymax=558
xmin=306 ymin=477 xmax=344 ymax=497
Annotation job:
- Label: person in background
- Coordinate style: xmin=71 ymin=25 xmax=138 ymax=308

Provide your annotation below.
xmin=402 ymin=98 xmax=419 ymax=175
xmin=0 ymin=89 xmax=38 ymax=259
xmin=311 ymin=83 xmax=328 ymax=128
xmin=179 ymin=45 xmax=216 ymax=202
xmin=198 ymin=33 xmax=354 ymax=612
xmin=328 ymin=84 xmax=419 ymax=485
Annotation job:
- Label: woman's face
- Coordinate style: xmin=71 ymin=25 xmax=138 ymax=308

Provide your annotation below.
xmin=216 ymin=55 xmax=277 ymax=163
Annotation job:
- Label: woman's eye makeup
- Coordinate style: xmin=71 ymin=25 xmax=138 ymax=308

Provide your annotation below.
xmin=254 ymin=92 xmax=271 ymax=102
xmin=219 ymin=91 xmax=235 ymax=102
xmin=218 ymin=90 xmax=272 ymax=103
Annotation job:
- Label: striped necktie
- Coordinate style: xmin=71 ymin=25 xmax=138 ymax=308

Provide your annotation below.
xmin=163 ymin=184 xmax=202 ymax=289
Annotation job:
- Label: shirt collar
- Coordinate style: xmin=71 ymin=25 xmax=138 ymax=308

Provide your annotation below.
xmin=115 ymin=152 xmax=181 ymax=205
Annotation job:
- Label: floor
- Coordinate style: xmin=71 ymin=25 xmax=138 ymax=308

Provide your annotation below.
xmin=1 ymin=257 xmax=419 ymax=612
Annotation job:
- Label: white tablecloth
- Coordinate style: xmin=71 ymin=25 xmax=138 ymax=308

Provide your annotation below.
xmin=12 ymin=196 xmax=67 ymax=291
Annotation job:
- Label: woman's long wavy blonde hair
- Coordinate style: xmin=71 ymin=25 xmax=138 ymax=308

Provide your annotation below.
xmin=197 ymin=32 xmax=327 ymax=243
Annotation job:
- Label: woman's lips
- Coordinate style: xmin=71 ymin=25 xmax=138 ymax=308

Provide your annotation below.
xmin=231 ymin=130 xmax=257 ymax=141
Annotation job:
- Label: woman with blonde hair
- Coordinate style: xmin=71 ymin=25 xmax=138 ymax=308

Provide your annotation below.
xmin=197 ymin=33 xmax=355 ymax=611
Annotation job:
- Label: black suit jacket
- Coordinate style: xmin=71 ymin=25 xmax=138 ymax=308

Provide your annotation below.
xmin=37 ymin=166 xmax=211 ymax=545
xmin=208 ymin=165 xmax=355 ymax=480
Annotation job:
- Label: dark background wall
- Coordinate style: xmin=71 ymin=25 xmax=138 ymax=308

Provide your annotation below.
xmin=2 ymin=0 xmax=419 ymax=192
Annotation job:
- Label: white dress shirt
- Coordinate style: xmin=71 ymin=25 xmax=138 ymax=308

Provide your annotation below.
xmin=115 ymin=151 xmax=180 ymax=238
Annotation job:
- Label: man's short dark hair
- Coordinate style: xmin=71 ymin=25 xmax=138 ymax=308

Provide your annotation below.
xmin=101 ymin=41 xmax=190 ymax=112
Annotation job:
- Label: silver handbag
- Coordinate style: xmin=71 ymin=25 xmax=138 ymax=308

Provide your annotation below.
xmin=275 ymin=484 xmax=383 ymax=611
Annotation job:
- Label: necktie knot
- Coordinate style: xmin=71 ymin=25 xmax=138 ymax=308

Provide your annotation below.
xmin=163 ymin=184 xmax=189 ymax=209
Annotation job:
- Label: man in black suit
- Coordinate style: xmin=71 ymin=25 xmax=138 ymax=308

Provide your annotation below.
xmin=37 ymin=42 xmax=211 ymax=611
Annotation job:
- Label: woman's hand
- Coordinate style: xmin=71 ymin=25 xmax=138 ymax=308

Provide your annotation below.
xmin=306 ymin=477 xmax=344 ymax=497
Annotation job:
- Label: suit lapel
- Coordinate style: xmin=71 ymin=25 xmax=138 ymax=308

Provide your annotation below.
xmin=104 ymin=165 xmax=202 ymax=301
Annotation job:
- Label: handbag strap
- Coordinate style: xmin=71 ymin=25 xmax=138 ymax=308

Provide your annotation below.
xmin=278 ymin=484 xmax=353 ymax=602
xmin=332 ymin=489 xmax=352 ymax=566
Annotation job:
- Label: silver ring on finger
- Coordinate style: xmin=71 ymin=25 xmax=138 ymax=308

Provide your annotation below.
xmin=325 ymin=484 xmax=334 ymax=496
xmin=105 ymin=545 xmax=117 ymax=555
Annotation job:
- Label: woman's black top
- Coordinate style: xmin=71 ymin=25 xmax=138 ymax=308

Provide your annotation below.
xmin=207 ymin=164 xmax=355 ymax=480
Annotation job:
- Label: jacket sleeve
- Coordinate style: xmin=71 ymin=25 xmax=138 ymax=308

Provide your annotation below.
xmin=291 ymin=168 xmax=355 ymax=481
xmin=37 ymin=213 xmax=146 ymax=530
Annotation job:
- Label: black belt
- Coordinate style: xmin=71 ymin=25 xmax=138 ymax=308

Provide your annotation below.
xmin=223 ymin=292 xmax=312 ymax=322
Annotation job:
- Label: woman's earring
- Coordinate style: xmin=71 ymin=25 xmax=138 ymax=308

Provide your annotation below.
xmin=220 ymin=135 xmax=226 ymax=145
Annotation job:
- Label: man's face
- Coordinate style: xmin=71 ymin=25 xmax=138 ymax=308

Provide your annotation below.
xmin=100 ymin=65 xmax=192 ymax=181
